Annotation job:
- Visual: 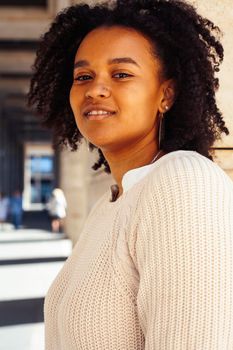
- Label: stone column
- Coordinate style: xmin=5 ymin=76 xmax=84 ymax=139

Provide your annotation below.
xmin=59 ymin=142 xmax=113 ymax=245
xmin=55 ymin=0 xmax=72 ymax=12
xmin=60 ymin=142 xmax=89 ymax=245
xmin=190 ymin=0 xmax=233 ymax=179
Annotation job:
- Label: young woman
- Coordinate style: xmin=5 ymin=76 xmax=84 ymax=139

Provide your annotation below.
xmin=29 ymin=0 xmax=233 ymax=349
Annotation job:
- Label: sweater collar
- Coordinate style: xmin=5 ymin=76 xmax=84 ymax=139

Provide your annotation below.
xmin=110 ymin=161 xmax=158 ymax=202
xmin=109 ymin=150 xmax=192 ymax=202
xmin=122 ymin=161 xmax=157 ymax=193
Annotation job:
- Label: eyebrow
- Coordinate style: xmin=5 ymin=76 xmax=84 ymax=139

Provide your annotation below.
xmin=108 ymin=57 xmax=140 ymax=67
xmin=74 ymin=57 xmax=140 ymax=69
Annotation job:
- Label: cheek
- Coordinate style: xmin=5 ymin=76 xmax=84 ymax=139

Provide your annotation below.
xmin=123 ymin=82 xmax=158 ymax=117
xmin=128 ymin=78 xmax=158 ymax=101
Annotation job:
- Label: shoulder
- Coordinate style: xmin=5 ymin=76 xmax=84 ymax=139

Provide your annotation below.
xmin=150 ymin=150 xmax=226 ymax=176
xmin=147 ymin=150 xmax=232 ymax=190
xmin=125 ymin=151 xmax=233 ymax=261
xmin=137 ymin=150 xmax=233 ymax=211
xmin=131 ymin=150 xmax=233 ymax=242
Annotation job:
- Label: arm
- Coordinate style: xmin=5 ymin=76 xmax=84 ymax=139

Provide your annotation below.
xmin=135 ymin=154 xmax=233 ymax=349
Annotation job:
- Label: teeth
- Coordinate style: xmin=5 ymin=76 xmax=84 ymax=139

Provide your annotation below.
xmin=87 ymin=110 xmax=113 ymax=116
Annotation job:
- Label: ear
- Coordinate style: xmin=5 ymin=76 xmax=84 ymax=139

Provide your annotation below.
xmin=158 ymin=79 xmax=176 ymax=113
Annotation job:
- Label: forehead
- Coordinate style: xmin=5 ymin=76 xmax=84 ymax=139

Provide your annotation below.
xmin=75 ymin=26 xmax=157 ymax=67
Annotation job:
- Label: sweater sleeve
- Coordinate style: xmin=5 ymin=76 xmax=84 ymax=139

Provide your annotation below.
xmin=134 ymin=154 xmax=233 ymax=349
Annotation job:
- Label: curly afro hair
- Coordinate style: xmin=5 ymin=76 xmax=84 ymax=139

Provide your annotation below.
xmin=28 ymin=0 xmax=229 ymax=173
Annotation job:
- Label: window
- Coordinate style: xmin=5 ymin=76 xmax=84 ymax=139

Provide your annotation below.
xmin=30 ymin=155 xmax=53 ymax=174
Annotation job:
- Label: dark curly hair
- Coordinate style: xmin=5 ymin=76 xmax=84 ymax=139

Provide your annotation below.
xmin=28 ymin=0 xmax=229 ymax=173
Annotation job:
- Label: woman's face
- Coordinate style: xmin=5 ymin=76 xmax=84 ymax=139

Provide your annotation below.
xmin=70 ymin=26 xmax=167 ymax=152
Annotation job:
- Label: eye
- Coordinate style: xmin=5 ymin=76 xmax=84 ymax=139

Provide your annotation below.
xmin=113 ymin=72 xmax=133 ymax=79
xmin=74 ymin=74 xmax=92 ymax=82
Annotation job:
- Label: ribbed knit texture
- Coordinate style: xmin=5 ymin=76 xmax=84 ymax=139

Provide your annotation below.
xmin=44 ymin=151 xmax=233 ymax=349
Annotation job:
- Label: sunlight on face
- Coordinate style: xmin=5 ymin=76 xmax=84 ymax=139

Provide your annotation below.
xmin=70 ymin=26 xmax=165 ymax=152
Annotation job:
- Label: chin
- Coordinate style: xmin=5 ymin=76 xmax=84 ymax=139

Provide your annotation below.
xmin=88 ymin=138 xmax=120 ymax=152
xmin=82 ymin=131 xmax=116 ymax=149
xmin=88 ymin=140 xmax=113 ymax=150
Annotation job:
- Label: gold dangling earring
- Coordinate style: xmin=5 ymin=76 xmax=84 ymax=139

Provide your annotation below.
xmin=158 ymin=106 xmax=169 ymax=150
xmin=158 ymin=112 xmax=164 ymax=150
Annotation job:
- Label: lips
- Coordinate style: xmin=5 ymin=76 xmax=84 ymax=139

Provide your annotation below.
xmin=87 ymin=111 xmax=116 ymax=121
xmin=87 ymin=113 xmax=115 ymax=121
xmin=87 ymin=110 xmax=113 ymax=115
xmin=82 ymin=105 xmax=117 ymax=118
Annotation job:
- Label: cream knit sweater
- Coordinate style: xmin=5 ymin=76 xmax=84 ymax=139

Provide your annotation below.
xmin=44 ymin=151 xmax=233 ymax=349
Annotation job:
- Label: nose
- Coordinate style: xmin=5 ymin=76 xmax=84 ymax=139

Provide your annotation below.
xmin=85 ymin=83 xmax=111 ymax=99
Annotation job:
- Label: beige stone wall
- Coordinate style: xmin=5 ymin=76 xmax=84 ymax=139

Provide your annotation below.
xmin=189 ymin=0 xmax=233 ymax=179
xmin=190 ymin=0 xmax=233 ymax=147
xmin=214 ymin=149 xmax=233 ymax=180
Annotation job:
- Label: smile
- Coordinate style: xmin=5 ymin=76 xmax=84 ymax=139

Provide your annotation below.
xmin=84 ymin=109 xmax=116 ymax=121
xmin=86 ymin=110 xmax=115 ymax=116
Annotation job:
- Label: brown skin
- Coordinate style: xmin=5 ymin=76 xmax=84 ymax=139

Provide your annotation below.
xmin=70 ymin=26 xmax=175 ymax=196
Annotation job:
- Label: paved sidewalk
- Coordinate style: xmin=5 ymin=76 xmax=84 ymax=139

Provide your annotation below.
xmin=0 ymin=226 xmax=72 ymax=350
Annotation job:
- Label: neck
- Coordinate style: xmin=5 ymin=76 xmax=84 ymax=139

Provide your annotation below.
xmin=102 ymin=139 xmax=161 ymax=196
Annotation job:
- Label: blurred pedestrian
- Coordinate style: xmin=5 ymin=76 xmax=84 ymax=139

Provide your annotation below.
xmin=0 ymin=192 xmax=9 ymax=230
xmin=10 ymin=190 xmax=23 ymax=230
xmin=47 ymin=188 xmax=67 ymax=233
